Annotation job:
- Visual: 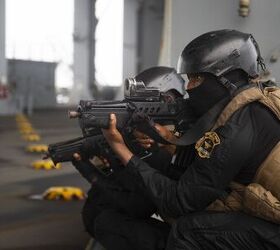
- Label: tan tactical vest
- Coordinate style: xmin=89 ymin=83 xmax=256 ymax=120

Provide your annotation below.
xmin=207 ymin=86 xmax=280 ymax=224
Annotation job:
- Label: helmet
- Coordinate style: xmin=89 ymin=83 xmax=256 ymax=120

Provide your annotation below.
xmin=135 ymin=66 xmax=186 ymax=96
xmin=177 ymin=29 xmax=266 ymax=91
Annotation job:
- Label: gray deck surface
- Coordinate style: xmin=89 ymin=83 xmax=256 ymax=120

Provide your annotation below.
xmin=0 ymin=108 xmax=91 ymax=250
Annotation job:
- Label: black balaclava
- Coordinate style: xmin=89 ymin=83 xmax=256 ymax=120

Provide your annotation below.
xmin=187 ymin=71 xmax=249 ymax=117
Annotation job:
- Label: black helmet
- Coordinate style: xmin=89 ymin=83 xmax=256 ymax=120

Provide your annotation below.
xmin=177 ymin=29 xmax=266 ymax=92
xmin=135 ymin=66 xmax=186 ymax=96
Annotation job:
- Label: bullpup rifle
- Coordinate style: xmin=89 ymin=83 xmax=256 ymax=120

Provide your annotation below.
xmin=69 ymin=72 xmax=195 ymax=144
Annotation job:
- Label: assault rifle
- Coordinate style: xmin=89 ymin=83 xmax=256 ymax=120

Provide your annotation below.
xmin=46 ymin=67 xmax=195 ymax=170
xmin=45 ymin=133 xmax=119 ymax=176
xmin=69 ymin=71 xmax=195 ymax=144
xmin=46 ymin=131 xmax=150 ymax=174
xmin=47 ymin=133 xmax=110 ymax=164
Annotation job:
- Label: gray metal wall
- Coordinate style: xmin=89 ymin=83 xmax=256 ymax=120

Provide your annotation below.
xmin=123 ymin=0 xmax=138 ymax=80
xmin=169 ymin=0 xmax=280 ymax=81
xmin=71 ymin=0 xmax=94 ymax=103
xmin=8 ymin=59 xmax=57 ymax=109
xmin=137 ymin=0 xmax=164 ymax=72
xmin=123 ymin=0 xmax=164 ymax=76
xmin=0 ymin=0 xmax=6 ymax=82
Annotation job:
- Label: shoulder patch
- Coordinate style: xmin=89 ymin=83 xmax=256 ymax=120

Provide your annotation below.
xmin=195 ymin=132 xmax=220 ymax=159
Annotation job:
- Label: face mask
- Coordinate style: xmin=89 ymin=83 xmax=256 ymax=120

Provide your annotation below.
xmin=187 ymin=77 xmax=228 ymax=117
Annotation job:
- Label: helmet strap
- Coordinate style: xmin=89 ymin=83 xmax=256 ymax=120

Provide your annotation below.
xmin=250 ymin=35 xmax=266 ymax=72
xmin=218 ymin=76 xmax=237 ymax=96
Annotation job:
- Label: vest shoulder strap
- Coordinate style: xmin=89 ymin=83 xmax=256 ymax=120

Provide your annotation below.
xmin=212 ymin=86 xmax=280 ymax=131
xmin=258 ymin=87 xmax=280 ymax=119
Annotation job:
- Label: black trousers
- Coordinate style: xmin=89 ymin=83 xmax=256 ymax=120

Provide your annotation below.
xmin=82 ymin=178 xmax=280 ymax=250
xmin=81 ymin=149 xmax=280 ymax=249
xmin=82 ymin=167 xmax=169 ymax=250
xmin=167 ymin=211 xmax=280 ymax=250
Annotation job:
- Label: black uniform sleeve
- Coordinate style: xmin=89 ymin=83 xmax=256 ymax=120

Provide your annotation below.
xmin=142 ymin=147 xmax=184 ymax=180
xmin=127 ymin=106 xmax=255 ymax=218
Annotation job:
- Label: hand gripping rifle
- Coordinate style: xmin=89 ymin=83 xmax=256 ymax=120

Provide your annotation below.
xmin=46 ymin=131 xmax=149 ymax=167
xmin=45 ymin=132 xmax=125 ymax=176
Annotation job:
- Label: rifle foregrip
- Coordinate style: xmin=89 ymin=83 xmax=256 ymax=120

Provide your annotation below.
xmin=81 ymin=112 xmax=130 ymax=131
xmin=81 ymin=114 xmax=110 ymax=129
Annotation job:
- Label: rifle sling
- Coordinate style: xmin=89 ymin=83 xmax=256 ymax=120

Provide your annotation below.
xmin=158 ymin=84 xmax=256 ymax=146
xmin=167 ymin=97 xmax=230 ymax=146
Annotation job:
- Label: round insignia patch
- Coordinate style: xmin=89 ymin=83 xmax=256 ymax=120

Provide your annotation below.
xmin=195 ymin=132 xmax=220 ymax=158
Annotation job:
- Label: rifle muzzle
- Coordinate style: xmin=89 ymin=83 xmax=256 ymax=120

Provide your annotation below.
xmin=42 ymin=153 xmax=49 ymax=160
xmin=68 ymin=111 xmax=80 ymax=118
